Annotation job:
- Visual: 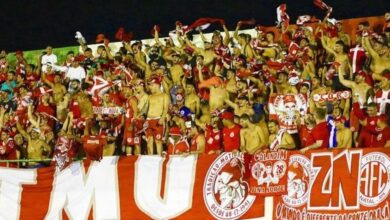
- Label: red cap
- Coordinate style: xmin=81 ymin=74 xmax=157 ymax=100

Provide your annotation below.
xmin=169 ymin=126 xmax=182 ymax=136
xmin=219 ymin=111 xmax=234 ymax=121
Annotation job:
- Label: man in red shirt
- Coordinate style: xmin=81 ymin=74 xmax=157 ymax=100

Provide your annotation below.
xmin=298 ymin=113 xmax=316 ymax=148
xmin=220 ymin=111 xmax=241 ymax=153
xmin=0 ymin=130 xmax=17 ymax=167
xmin=371 ymin=115 xmax=390 ymax=148
xmin=81 ymin=124 xmax=107 ymax=161
xmin=301 ymin=108 xmax=329 ymax=153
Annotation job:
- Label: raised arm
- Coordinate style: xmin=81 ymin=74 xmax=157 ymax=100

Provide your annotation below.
xmin=222 ymin=24 xmax=230 ymax=46
xmin=338 ymin=65 xmax=356 ymax=89
xmin=321 ymin=35 xmax=336 ymax=56
xmin=16 ymin=120 xmax=29 ymax=140
xmin=233 ymin=23 xmax=241 ymax=42
xmin=27 ymin=105 xmax=40 ymax=128
xmin=362 ymin=35 xmax=380 ymax=60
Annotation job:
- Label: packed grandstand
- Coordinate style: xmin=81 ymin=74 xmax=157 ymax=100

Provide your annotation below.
xmin=0 ymin=3 xmax=389 ymax=171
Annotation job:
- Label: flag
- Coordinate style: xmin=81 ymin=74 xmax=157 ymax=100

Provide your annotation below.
xmin=184 ymin=17 xmax=225 ymax=33
xmin=313 ymin=0 xmax=331 ymax=11
xmin=276 ymin=4 xmax=290 ymax=27
xmin=86 ymin=76 xmax=113 ymax=97
xmin=313 ymin=0 xmax=332 ymax=17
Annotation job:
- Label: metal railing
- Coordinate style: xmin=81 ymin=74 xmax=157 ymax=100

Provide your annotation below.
xmin=0 ymin=158 xmax=85 ymax=168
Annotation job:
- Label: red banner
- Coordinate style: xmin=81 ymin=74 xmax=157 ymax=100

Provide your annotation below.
xmin=0 ymin=153 xmax=265 ymax=220
xmin=1 ymin=148 xmax=390 ymax=219
xmin=250 ymin=150 xmax=289 ymax=196
xmin=274 ymin=148 xmax=390 ymax=220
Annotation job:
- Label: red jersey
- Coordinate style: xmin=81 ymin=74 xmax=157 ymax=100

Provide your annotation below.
xmin=0 ymin=138 xmax=16 ymax=162
xmin=190 ymin=134 xmax=201 ymax=152
xmin=69 ymin=100 xmax=81 ymax=118
xmin=299 ymin=125 xmax=316 ymax=148
xmin=312 ymin=122 xmax=329 ymax=149
xmin=372 ymin=127 xmax=390 ymax=148
xmin=358 ymin=129 xmax=375 ymax=148
xmin=167 ymin=137 xmax=189 ymax=155
xmin=81 ymin=135 xmax=107 ymax=161
xmin=205 ymin=125 xmax=222 ymax=154
xmin=222 ymin=124 xmax=241 ymax=152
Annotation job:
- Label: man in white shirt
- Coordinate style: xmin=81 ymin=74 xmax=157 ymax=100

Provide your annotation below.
xmin=65 ymin=56 xmax=86 ymax=84
xmin=41 ymin=46 xmax=58 ymax=73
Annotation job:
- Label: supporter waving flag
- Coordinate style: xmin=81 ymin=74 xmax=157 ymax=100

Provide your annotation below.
xmin=184 ymin=17 xmax=225 ymax=33
xmin=276 ymin=4 xmax=290 ymax=27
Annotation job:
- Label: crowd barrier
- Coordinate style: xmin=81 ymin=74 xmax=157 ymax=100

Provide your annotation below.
xmin=0 ymin=147 xmax=389 ymax=219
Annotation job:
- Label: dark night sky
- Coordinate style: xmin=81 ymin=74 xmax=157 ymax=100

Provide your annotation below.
xmin=1 ymin=0 xmax=389 ymax=52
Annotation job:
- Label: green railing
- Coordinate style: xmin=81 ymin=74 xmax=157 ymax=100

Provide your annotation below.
xmin=0 ymin=157 xmax=85 ymax=168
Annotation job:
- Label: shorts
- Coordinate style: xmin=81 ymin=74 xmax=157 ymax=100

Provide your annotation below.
xmin=350 ymin=108 xmax=360 ymax=132
xmin=123 ymin=118 xmax=144 ymax=145
xmin=145 ymin=118 xmax=164 ymax=141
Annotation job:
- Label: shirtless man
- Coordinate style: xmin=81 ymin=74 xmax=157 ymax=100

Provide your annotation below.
xmin=239 ymin=114 xmax=266 ymax=154
xmin=338 ymin=66 xmax=371 ymax=141
xmin=234 ymin=22 xmax=255 ymax=60
xmin=122 ymin=81 xmax=149 ymax=155
xmin=184 ymin=84 xmax=200 ymax=116
xmin=224 ymin=96 xmax=254 ymax=117
xmin=268 ymin=120 xmax=296 ymax=150
xmin=362 ymin=35 xmax=390 ymax=75
xmin=185 ymin=36 xmax=216 ymax=67
xmin=169 ymin=53 xmax=184 ymax=86
xmin=198 ymin=75 xmax=228 ymax=112
xmin=338 ymin=68 xmax=371 ymax=107
xmin=275 ymin=72 xmax=298 ymax=94
xmin=335 ymin=117 xmax=352 ymax=149
xmin=42 ymin=72 xmax=67 ymax=104
xmin=16 ymin=121 xmax=51 ymax=168
xmin=321 ymin=35 xmax=351 ymax=77
xmin=146 ymin=77 xmax=170 ymax=155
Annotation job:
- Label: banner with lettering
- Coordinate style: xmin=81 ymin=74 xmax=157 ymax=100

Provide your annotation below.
xmin=0 ymin=153 xmax=265 ymax=220
xmin=273 ymin=148 xmax=390 ymax=220
xmin=1 ymin=148 xmax=390 ymax=219
xmin=250 ymin=150 xmax=289 ymax=196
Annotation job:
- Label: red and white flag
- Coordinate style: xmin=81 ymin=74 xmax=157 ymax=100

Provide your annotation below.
xmin=184 ymin=17 xmax=225 ymax=33
xmin=313 ymin=0 xmax=332 ymax=16
xmin=276 ymin=4 xmax=290 ymax=27
xmin=87 ymin=76 xmax=113 ymax=97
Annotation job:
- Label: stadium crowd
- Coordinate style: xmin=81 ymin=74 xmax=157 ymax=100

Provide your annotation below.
xmin=0 ymin=6 xmax=389 ymax=169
